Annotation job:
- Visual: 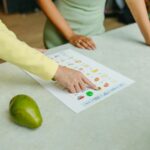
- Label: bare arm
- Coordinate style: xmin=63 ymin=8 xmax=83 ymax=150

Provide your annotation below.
xmin=37 ymin=0 xmax=96 ymax=50
xmin=126 ymin=0 xmax=150 ymax=45
xmin=37 ymin=0 xmax=74 ymax=40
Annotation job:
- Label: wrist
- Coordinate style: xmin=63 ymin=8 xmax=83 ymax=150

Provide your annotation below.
xmin=53 ymin=65 xmax=63 ymax=81
xmin=66 ymin=32 xmax=76 ymax=41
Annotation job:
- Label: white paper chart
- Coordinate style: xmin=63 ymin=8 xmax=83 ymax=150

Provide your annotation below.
xmin=28 ymin=49 xmax=134 ymax=113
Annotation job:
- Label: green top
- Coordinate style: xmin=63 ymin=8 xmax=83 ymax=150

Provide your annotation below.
xmin=44 ymin=0 xmax=106 ymax=48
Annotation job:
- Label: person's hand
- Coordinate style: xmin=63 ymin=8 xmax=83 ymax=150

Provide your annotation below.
xmin=69 ymin=34 xmax=96 ymax=50
xmin=54 ymin=66 xmax=97 ymax=93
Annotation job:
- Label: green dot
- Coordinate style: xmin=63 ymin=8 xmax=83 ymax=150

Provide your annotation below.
xmin=86 ymin=91 xmax=94 ymax=97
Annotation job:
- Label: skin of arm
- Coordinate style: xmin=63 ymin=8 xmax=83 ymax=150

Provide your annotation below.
xmin=126 ymin=0 xmax=150 ymax=45
xmin=37 ymin=0 xmax=96 ymax=49
xmin=37 ymin=0 xmax=74 ymax=40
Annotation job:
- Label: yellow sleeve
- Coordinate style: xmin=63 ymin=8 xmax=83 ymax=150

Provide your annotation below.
xmin=0 ymin=20 xmax=58 ymax=80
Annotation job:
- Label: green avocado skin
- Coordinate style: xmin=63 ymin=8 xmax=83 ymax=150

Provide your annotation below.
xmin=9 ymin=95 xmax=43 ymax=129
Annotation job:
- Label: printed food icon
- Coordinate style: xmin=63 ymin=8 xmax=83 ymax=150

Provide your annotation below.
xmin=78 ymin=96 xmax=85 ymax=100
xmin=94 ymin=77 xmax=100 ymax=82
xmin=104 ymin=82 xmax=109 ymax=87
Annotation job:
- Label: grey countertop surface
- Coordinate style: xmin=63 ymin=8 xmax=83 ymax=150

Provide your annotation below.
xmin=0 ymin=24 xmax=150 ymax=150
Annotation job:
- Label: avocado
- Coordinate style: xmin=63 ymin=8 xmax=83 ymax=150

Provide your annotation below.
xmin=9 ymin=94 xmax=43 ymax=129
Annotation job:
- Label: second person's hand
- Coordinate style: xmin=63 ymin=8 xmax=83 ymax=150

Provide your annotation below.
xmin=54 ymin=65 xmax=97 ymax=93
xmin=69 ymin=34 xmax=96 ymax=50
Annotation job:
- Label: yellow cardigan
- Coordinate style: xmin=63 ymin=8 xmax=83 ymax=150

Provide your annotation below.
xmin=0 ymin=20 xmax=58 ymax=80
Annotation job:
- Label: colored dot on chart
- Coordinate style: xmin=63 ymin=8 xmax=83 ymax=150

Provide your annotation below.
xmin=75 ymin=60 xmax=82 ymax=63
xmin=104 ymin=82 xmax=109 ymax=87
xmin=97 ymin=87 xmax=102 ymax=90
xmin=92 ymin=69 xmax=99 ymax=73
xmin=86 ymin=91 xmax=94 ymax=96
xmin=94 ymin=77 xmax=100 ymax=82
xmin=78 ymin=96 xmax=85 ymax=100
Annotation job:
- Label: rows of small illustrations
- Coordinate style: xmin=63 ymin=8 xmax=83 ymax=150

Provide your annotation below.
xmin=48 ymin=51 xmax=118 ymax=101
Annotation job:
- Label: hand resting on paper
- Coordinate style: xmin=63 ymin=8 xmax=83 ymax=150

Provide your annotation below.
xmin=54 ymin=66 xmax=97 ymax=93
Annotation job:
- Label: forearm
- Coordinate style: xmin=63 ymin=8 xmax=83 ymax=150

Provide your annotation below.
xmin=126 ymin=0 xmax=150 ymax=44
xmin=0 ymin=20 xmax=58 ymax=80
xmin=37 ymin=0 xmax=74 ymax=40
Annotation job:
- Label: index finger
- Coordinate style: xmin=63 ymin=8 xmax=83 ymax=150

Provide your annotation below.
xmin=82 ymin=76 xmax=97 ymax=90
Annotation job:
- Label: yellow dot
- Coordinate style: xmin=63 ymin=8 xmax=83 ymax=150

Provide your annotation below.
xmin=92 ymin=69 xmax=99 ymax=73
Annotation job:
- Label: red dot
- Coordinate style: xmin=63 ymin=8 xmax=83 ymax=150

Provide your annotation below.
xmin=78 ymin=96 xmax=85 ymax=100
xmin=104 ymin=82 xmax=109 ymax=87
